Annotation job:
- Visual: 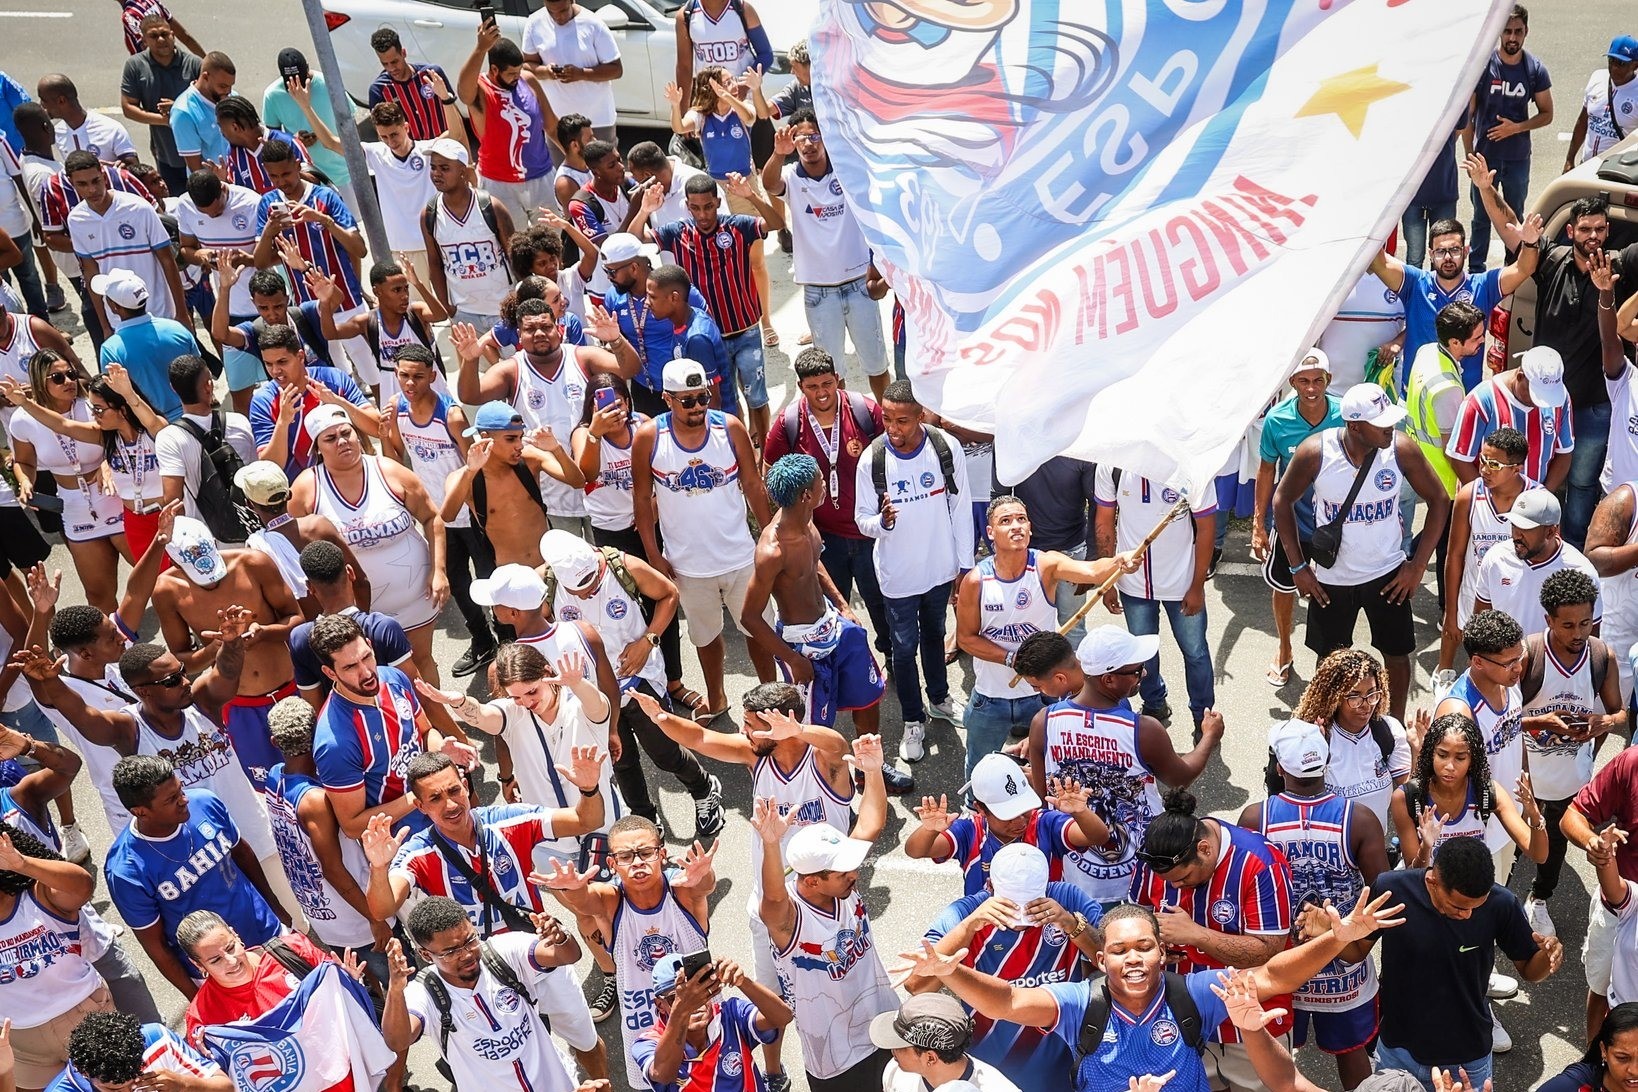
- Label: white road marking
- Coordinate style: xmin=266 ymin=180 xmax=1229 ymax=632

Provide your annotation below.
xmin=0 ymin=10 xmax=73 ymax=16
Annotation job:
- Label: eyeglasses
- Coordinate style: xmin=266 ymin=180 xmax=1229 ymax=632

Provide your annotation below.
xmin=1343 ymin=689 xmax=1383 ymax=707
xmin=423 ymin=935 xmax=480 ymax=961
xmin=46 ymin=371 xmax=76 ymax=386
xmin=608 ymin=845 xmax=663 ymax=866
xmin=1477 ymin=457 xmax=1523 ymax=471
xmin=669 ymin=393 xmax=709 ymax=409
xmin=1478 ymin=652 xmax=1525 ymax=671
xmin=145 ymin=669 xmax=187 ymax=689
xmin=793 ymin=133 xmax=822 ymax=146
xmin=1431 ymin=246 xmax=1467 ymax=258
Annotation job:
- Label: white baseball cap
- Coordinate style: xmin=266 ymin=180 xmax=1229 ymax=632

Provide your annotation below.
xmin=540 ymin=529 xmax=601 ymax=593
xmin=469 ymin=564 xmax=548 ymax=610
xmin=1292 ymin=347 xmax=1331 ymax=375
xmin=1077 ymin=625 xmax=1160 ymax=677
xmin=1506 ymin=488 xmax=1562 ymax=530
xmin=663 ymin=358 xmax=711 ymax=394
xmin=600 ymin=232 xmax=659 ymax=265
xmin=785 ymin=822 xmax=870 ymax=875
xmin=1268 ymin=718 xmax=1329 ymax=777
xmin=165 ymin=515 xmax=228 ymax=586
xmin=990 ymin=841 xmax=1050 ymax=927
xmin=89 ymin=268 xmax=149 ymax=310
xmin=1516 ymin=345 xmax=1568 ymax=408
xmin=424 ymin=137 xmax=468 ymax=166
xmin=302 ymin=404 xmax=351 ymax=442
xmin=968 ymin=753 xmax=1041 ymax=820
xmin=1339 ymin=383 xmax=1407 ymax=428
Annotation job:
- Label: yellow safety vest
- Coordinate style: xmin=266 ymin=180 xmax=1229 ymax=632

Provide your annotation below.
xmin=1405 ymin=343 xmax=1463 ymax=497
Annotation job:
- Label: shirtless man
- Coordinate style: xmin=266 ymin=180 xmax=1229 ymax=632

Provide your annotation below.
xmin=741 ymin=454 xmax=885 ymax=737
xmin=232 ymin=459 xmax=373 ymax=620
xmin=152 ymin=514 xmax=302 ymax=790
xmin=440 ymin=401 xmax=585 ymax=569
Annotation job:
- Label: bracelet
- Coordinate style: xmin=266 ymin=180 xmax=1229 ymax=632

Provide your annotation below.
xmin=1004 ymin=649 xmax=1016 ymax=668
xmin=1601 ymin=300 xmax=1615 ymax=311
xmin=499 ymin=774 xmax=515 ymax=783
xmin=578 ymin=784 xmax=599 ymax=798
xmin=1066 ymin=912 xmax=1087 ymax=939
xmin=22 ymin=735 xmax=35 ymax=757
xmin=1288 ymin=559 xmax=1309 ymax=573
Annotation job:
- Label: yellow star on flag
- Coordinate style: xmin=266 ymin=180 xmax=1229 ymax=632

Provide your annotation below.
xmin=1295 ymin=64 xmax=1412 ymax=138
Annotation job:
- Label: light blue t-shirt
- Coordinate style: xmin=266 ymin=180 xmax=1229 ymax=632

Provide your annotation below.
xmin=262 ymin=75 xmax=351 ymax=185
xmin=170 ymin=83 xmax=227 ymax=162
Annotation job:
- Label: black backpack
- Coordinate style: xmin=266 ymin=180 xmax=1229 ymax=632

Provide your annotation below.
xmin=175 ymin=412 xmax=256 ymax=543
xmin=470 ymin=461 xmax=547 ymax=532
xmin=868 ymin=427 xmax=958 ymax=508
xmin=1262 ymin=717 xmax=1398 ymax=796
xmin=417 ymin=942 xmax=540 ymax=1054
xmin=422 ymin=192 xmax=513 ymax=285
xmin=1077 ymin=972 xmax=1206 ymax=1058
xmin=363 ymin=308 xmax=441 ymax=371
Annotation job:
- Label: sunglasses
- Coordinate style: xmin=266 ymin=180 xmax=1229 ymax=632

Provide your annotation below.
xmin=670 ymin=393 xmax=709 ymax=409
xmin=1477 ymin=457 xmax=1523 ymax=471
xmin=46 ymin=371 xmax=76 ymax=386
xmin=1134 ymin=849 xmax=1192 ymax=871
xmin=145 ymin=669 xmax=187 ymax=689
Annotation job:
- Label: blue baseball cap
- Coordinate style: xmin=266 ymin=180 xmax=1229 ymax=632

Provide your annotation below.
xmin=651 ymin=953 xmax=686 ymax=996
xmin=463 ymin=400 xmax=526 ymax=437
xmin=1610 ymin=35 xmax=1638 ymax=63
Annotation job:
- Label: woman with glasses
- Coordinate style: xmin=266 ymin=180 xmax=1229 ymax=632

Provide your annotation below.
xmin=2 ymin=363 xmax=168 ymax=563
xmin=1439 ymin=426 xmax=1532 ymax=687
xmin=1289 ymin=648 xmax=1415 ymax=831
xmin=2 ymin=350 xmax=130 ymax=613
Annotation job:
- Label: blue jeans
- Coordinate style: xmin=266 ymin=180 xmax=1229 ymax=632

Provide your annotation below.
xmin=1374 ymin=1039 xmax=1492 ymax=1092
xmin=1469 ymin=159 xmax=1530 ymax=271
xmin=0 ymin=699 xmax=59 ymax=745
xmin=820 ymin=532 xmax=890 ymax=655
xmin=722 ymin=326 xmax=768 ymax=409
xmin=884 ymin=580 xmax=954 ymax=724
xmin=1566 ymin=400 xmax=1611 ymax=548
xmin=1401 ymin=200 xmax=1459 ymax=268
xmin=1119 ymin=592 xmax=1214 ymax=721
xmin=963 ymin=692 xmax=1045 ymax=777
xmin=1055 ymin=542 xmax=1090 ymax=647
xmin=1 ymin=240 xmax=47 ymax=318
xmin=804 ymin=276 xmax=888 ymax=383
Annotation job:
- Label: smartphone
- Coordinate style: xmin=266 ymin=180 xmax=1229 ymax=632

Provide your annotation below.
xmin=594 ymin=387 xmax=619 ymax=413
xmin=680 ymin=949 xmax=713 ymax=983
xmin=477 ymin=4 xmax=497 ymax=29
xmin=27 ymin=494 xmax=64 ymax=515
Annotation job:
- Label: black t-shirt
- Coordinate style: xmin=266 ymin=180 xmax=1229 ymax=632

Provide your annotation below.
xmin=1533 ymin=245 xmax=1605 ymax=408
xmin=1001 ymin=455 xmax=1097 ymax=552
xmin=119 ymin=49 xmax=200 ymax=167
xmin=1373 ymin=869 xmax=1539 ymax=1065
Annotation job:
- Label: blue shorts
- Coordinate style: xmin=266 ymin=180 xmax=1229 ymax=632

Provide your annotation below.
xmin=224 ymin=344 xmax=265 ymax=391
xmin=1292 ymin=997 xmax=1379 ymax=1055
xmin=780 ymin=616 xmax=884 ymax=727
xmin=222 ymin=682 xmax=298 ymax=791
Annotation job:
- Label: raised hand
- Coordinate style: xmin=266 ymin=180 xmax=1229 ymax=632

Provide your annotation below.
xmin=209 ymin=604 xmax=256 ymax=645
xmin=585 ymin=303 xmax=620 ymax=343
xmin=340 ymin=948 xmax=366 ymax=983
xmin=914 ymin=794 xmax=954 ymax=834
xmin=361 ymin=812 xmax=409 ymax=869
xmin=675 ymin=840 xmax=717 ymax=889
xmin=0 ymin=1016 xmax=13 ymax=1081
xmin=890 ymin=938 xmax=963 ymax=987
xmin=750 ymin=795 xmax=791 ymax=845
xmin=531 ymin=856 xmax=597 ymax=892
xmin=630 ymin=687 xmax=666 ymax=725
xmin=9 ymin=646 xmax=63 ymax=683
xmin=0 ymin=829 xmax=27 ymax=873
xmin=1516 ymin=772 xmax=1541 ymax=823
xmin=1326 ymin=886 xmax=1406 ymax=944
xmin=848 ymin=733 xmax=884 ymax=774
xmin=1417 ymin=802 xmax=1443 ymax=854
xmin=559 ymin=745 xmax=606 ymax=792
xmin=1463 ymin=151 xmax=1495 ymax=190
xmin=25 ymin=564 xmax=61 ymax=615
xmin=274 ymin=236 xmax=309 ymax=273
xmin=749 ymin=707 xmax=805 ymax=743
xmin=530 ymin=911 xmax=569 ymax=946
xmin=303 ymin=268 xmax=341 ymax=303
xmin=1128 ymin=1075 xmax=1177 ymax=1092
xmin=103 ymin=362 xmax=136 ymax=397
xmin=524 ymin=425 xmax=563 ymax=452
xmin=1592 ymin=246 xmax=1621 ymax=294
xmin=0 ymin=376 xmax=30 ymax=408
xmin=1511 ymin=211 xmax=1545 ymax=248
xmin=464 ymin=436 xmax=494 ymax=470
xmin=724 ymin=172 xmax=753 ymax=199
xmin=1047 ymin=775 xmax=1089 ymax=815
xmin=553 ymin=650 xmax=588 ymax=683
xmin=438 ymin=735 xmax=479 ymax=768
xmin=0 ymin=726 xmax=33 ymax=761
xmin=386 ymin=937 xmax=413 ymax=986
xmin=743 ymin=65 xmax=764 ymax=93
xmin=772 ymin=126 xmax=796 ymax=158
xmin=640 ymin=181 xmax=664 ymax=212
xmin=1209 ymin=968 xmax=1286 ymax=1033
xmin=215 ymin=248 xmax=245 ymax=288
xmin=450 ymin=321 xmax=482 ymax=363
xmin=1533 ymin=930 xmax=1564 ymax=974
xmin=663 ymin=82 xmax=683 ymax=106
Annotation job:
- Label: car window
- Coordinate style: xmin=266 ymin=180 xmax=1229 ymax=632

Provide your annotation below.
xmin=421 ymin=0 xmax=485 ymax=9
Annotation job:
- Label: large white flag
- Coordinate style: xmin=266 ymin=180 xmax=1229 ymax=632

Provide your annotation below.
xmin=810 ymin=0 xmax=1510 ymax=492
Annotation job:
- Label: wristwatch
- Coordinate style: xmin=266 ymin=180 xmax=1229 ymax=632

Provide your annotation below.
xmin=440 ymin=95 xmax=457 ymax=105
xmin=645 ymin=632 xmax=661 ymax=647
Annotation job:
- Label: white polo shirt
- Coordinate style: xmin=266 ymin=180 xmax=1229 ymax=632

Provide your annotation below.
xmin=176 ymin=183 xmax=262 ymax=315
xmin=362 ymin=140 xmax=436 ymax=252
xmin=53 ymin=113 xmax=137 ymax=163
xmin=67 ymin=190 xmax=177 ymax=320
xmin=1477 ymin=538 xmax=1602 ymax=639
xmin=781 ymin=161 xmax=872 ymax=286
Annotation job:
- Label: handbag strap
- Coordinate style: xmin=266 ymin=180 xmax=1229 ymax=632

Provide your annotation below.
xmin=429 ymin=824 xmax=535 ymax=937
xmin=1612 ymin=75 xmax=1628 ymax=141
xmin=1330 ymin=440 xmax=1378 ymax=526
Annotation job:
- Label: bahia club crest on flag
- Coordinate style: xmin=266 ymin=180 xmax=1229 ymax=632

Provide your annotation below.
xmin=810 ymin=0 xmax=1511 ymax=491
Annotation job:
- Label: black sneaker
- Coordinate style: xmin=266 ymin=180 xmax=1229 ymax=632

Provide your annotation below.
xmin=861 ymin=764 xmax=915 ymax=795
xmin=766 ymin=1073 xmax=792 ymax=1092
xmin=1142 ymin=701 xmax=1172 ymax=723
xmin=452 ymin=643 xmax=497 ymax=678
xmin=590 ymin=975 xmax=619 ymax=1022
xmin=694 ymin=774 xmax=725 ymax=838
xmin=778 ymin=228 xmax=792 ymax=254
xmin=1206 ymin=546 xmax=1223 ymax=579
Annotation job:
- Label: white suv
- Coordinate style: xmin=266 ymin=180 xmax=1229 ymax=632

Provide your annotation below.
xmin=319 ymin=0 xmax=813 ymax=130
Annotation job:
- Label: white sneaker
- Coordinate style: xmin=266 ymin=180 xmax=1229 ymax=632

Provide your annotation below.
xmin=60 ymin=822 xmax=91 ymax=864
xmin=928 ymin=699 xmax=964 ymax=726
xmin=1524 ymin=895 xmax=1557 ymax=937
xmin=1431 ymin=668 xmax=1459 ymax=702
xmin=1491 ymin=1007 xmax=1512 ymax=1053
xmin=901 ymin=721 xmax=926 ymax=763
xmin=1487 ymin=971 xmax=1519 ymax=1000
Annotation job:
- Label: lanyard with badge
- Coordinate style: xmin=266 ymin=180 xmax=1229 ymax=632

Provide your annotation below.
xmin=52 ymin=423 xmax=97 ymax=515
xmin=118 ymin=433 xmax=151 ymax=512
xmin=806 ymin=404 xmax=844 ymax=508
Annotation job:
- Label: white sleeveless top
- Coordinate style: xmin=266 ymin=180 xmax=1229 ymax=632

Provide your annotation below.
xmin=972 ymin=550 xmax=1056 ymax=699
xmin=247 ymin=527 xmax=309 ymax=600
xmin=103 ymin=431 xmax=160 ymax=510
xmin=1040 ymin=700 xmax=1162 ymax=901
xmin=0 ymin=313 xmax=41 ymax=430
xmin=1425 ymin=783 xmax=1494 ymax=851
xmin=1459 ymin=479 xmax=1531 ymax=627
xmin=40 ymin=668 xmax=136 ymax=828
xmin=12 ymin=400 xmax=105 ymax=476
xmin=431 ymin=193 xmax=512 ymax=315
xmin=512 ymin=348 xmax=590 ymax=517
xmin=648 ymin=410 xmax=755 ymax=578
xmin=1600 ymin=483 xmax=1638 ymax=661
xmin=264 ymin=768 xmax=377 ymax=949
xmin=129 ymin=703 xmax=276 ymax=860
xmin=772 ymin=875 xmax=898 ymax=1080
xmin=373 ymin=312 xmax=448 ymax=407
xmin=1312 ymin=429 xmax=1405 ymax=585
xmin=312 ymin=455 xmax=437 ymax=630
xmin=0 ymin=890 xmax=105 ymax=1028
xmin=1522 ymin=640 xmax=1600 ymax=800
xmin=552 ymin=563 xmax=665 ymax=699
xmin=610 ymin=878 xmax=708 ymax=1087
xmin=584 ymin=429 xmax=637 ymax=531
xmin=394 ymin=393 xmax=468 ymax=529
xmin=686 ymin=0 xmax=754 ymax=76
xmin=748 ymin=747 xmax=855 ymax=900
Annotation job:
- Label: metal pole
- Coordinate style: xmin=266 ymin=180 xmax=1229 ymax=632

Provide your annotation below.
xmin=298 ymin=0 xmax=391 ymax=260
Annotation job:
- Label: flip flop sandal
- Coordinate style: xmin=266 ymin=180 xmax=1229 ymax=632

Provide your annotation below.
xmin=668 ymin=684 xmax=710 ymax=719
xmin=763 ymin=327 xmax=780 ymax=347
xmin=1265 ymin=660 xmax=1294 ymax=687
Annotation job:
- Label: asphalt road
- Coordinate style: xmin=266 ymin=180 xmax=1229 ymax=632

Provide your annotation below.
xmin=5 ymin=2 xmax=1637 ymax=1091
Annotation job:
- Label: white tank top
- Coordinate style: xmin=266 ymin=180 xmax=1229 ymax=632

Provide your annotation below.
xmin=686 ymin=0 xmax=754 ymax=76
xmin=41 ymin=668 xmax=136 ymax=828
xmin=1425 ymin=783 xmax=1493 ymax=851
xmin=373 ymin=312 xmax=448 ymax=407
xmin=431 ymin=193 xmax=512 ymax=316
xmin=313 ymin=456 xmax=435 ymax=628
xmin=0 ymin=313 xmax=41 ymax=431
xmin=551 ymin=562 xmax=665 ymax=699
xmin=1599 ymin=483 xmax=1638 ymax=652
xmin=771 ymin=877 xmax=898 ymax=1081
xmin=584 ymin=430 xmax=637 ymax=531
xmin=129 ymin=703 xmax=276 ymax=860
xmin=610 ymin=878 xmax=708 ymax=1087
xmin=972 ymin=550 xmax=1056 ymax=699
xmin=512 ymin=349 xmax=589 ymax=517
xmin=1521 ymin=640 xmax=1600 ymax=801
xmin=647 ymin=410 xmax=755 ymax=578
xmin=247 ymin=527 xmax=309 ymax=600
xmin=264 ymin=768 xmax=377 ymax=949
xmin=0 ymin=889 xmax=105 ymax=1027
xmin=13 ymin=400 xmax=105 ymax=476
xmin=1458 ymin=480 xmax=1523 ymax=627
xmin=1040 ymin=701 xmax=1163 ymax=901
xmin=748 ymin=748 xmax=855 ymax=900
xmin=394 ymin=393 xmax=468 ymax=529
xmin=101 ymin=430 xmax=159 ymax=511
xmin=1312 ymin=429 xmax=1405 ymax=584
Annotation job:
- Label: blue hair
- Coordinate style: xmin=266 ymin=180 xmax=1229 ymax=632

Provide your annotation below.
xmin=765 ymin=454 xmax=820 ymax=509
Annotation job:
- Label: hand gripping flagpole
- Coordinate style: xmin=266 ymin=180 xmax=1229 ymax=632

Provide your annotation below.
xmin=1008 ymin=493 xmax=1195 ymax=688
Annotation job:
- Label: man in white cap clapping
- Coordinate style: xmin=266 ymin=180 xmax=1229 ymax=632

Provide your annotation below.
xmin=874 ymin=992 xmax=1022 ymax=1092
xmin=1474 ymin=488 xmax=1601 ymax=639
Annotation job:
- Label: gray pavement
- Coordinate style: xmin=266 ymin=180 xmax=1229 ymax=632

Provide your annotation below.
xmin=5 ymin=1 xmax=1638 ymax=1090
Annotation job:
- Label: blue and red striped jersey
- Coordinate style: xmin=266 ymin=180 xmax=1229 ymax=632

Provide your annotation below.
xmin=655 ymin=214 xmax=767 ymax=336
xmin=939 ymin=810 xmax=1074 ymax=897
xmin=1447 ymin=374 xmax=1574 ymax=484
xmin=313 ymin=665 xmax=429 ymax=834
xmin=256 ymin=181 xmax=364 ymax=311
xmin=391 ymin=804 xmax=564 ymax=931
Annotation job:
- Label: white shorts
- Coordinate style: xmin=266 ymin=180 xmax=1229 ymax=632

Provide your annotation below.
xmin=535 ymin=962 xmax=598 ymax=1052
xmin=58 ymin=477 xmax=125 ymax=543
xmin=1588 ymin=889 xmax=1618 ymax=994
xmin=675 ymin=564 xmax=771 ymax=647
xmin=482 ymin=174 xmax=557 ymax=224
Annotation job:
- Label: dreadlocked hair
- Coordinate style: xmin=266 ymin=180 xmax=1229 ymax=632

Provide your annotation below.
xmin=1293 ymin=647 xmax=1386 ymax=726
xmin=0 ymin=821 xmax=66 ymax=894
xmin=1405 ymin=712 xmax=1493 ymax=824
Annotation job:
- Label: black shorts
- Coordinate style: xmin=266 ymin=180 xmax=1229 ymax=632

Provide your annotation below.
xmin=0 ymin=505 xmax=52 ymax=578
xmin=1305 ymin=566 xmax=1416 ymax=659
xmin=807 ymin=1049 xmax=890 ymax=1092
xmin=1262 ymin=531 xmax=1313 ymax=593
